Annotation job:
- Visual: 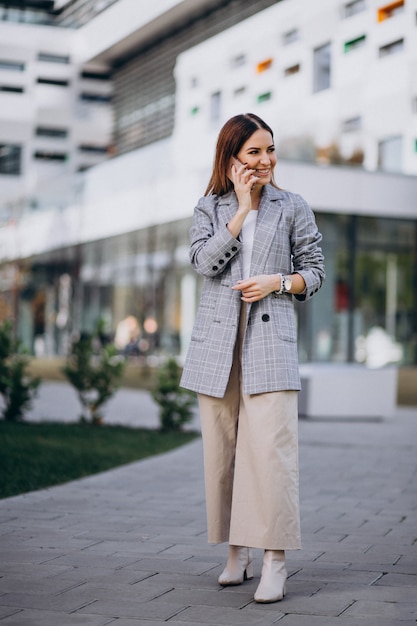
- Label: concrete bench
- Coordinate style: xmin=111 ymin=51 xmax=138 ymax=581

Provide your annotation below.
xmin=298 ymin=363 xmax=398 ymax=419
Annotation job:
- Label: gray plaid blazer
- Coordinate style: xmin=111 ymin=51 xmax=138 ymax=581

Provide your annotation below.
xmin=180 ymin=184 xmax=325 ymax=398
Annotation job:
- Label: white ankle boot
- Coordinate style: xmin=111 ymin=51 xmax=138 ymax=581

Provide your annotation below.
xmin=254 ymin=550 xmax=287 ymax=603
xmin=218 ymin=545 xmax=253 ymax=586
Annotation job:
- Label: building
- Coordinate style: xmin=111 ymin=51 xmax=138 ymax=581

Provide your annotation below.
xmin=0 ymin=0 xmax=416 ymax=367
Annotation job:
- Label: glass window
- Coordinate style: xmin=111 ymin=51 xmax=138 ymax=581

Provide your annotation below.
xmin=78 ymin=145 xmax=108 ymax=154
xmin=283 ymin=28 xmax=299 ymax=45
xmin=344 ymin=0 xmax=367 ymax=17
xmin=298 ymin=213 xmax=417 ymax=366
xmin=37 ymin=78 xmax=69 ymax=87
xmin=342 ymin=116 xmax=362 ymax=132
xmin=80 ymin=70 xmax=111 ymax=80
xmin=379 ymin=39 xmax=404 ymax=57
xmin=38 ymin=52 xmax=70 ymax=64
xmin=378 ymin=136 xmax=403 ymax=172
xmin=36 ymin=127 xmax=68 ymax=138
xmin=234 ymin=86 xmax=246 ymax=97
xmin=210 ymin=91 xmax=221 ymax=123
xmin=0 ymin=85 xmax=24 ymax=93
xmin=0 ymin=144 xmax=22 ymax=175
xmin=230 ymin=53 xmax=246 ymax=68
xmin=80 ymin=92 xmax=112 ymax=103
xmin=0 ymin=60 xmax=25 ymax=71
xmin=313 ymin=43 xmax=331 ymax=92
xmin=33 ymin=151 xmax=68 ymax=161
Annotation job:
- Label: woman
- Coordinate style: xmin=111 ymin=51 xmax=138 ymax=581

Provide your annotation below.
xmin=180 ymin=113 xmax=325 ymax=603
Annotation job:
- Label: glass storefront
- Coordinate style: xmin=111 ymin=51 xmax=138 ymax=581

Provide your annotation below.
xmin=1 ymin=212 xmax=416 ymax=367
xmin=297 ymin=212 xmax=417 ymax=366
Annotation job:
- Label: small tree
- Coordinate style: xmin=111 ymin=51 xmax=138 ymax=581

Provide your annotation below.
xmin=62 ymin=329 xmax=125 ymax=424
xmin=0 ymin=320 xmax=40 ymax=421
xmin=151 ymin=357 xmax=196 ymax=432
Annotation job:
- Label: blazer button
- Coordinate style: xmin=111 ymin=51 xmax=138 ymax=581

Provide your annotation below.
xmin=212 ymin=265 xmax=218 ymax=271
xmin=219 ymin=259 xmax=224 ymax=264
xmin=225 ymin=252 xmax=231 ymax=257
xmin=231 ymin=246 xmax=238 ymax=252
xmin=262 ymin=314 xmax=270 ymax=322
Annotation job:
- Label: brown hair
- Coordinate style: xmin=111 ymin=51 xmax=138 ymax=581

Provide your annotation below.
xmin=204 ymin=113 xmax=278 ymax=196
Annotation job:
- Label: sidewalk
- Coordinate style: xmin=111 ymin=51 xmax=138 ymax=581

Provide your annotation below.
xmin=0 ymin=384 xmax=416 ymax=625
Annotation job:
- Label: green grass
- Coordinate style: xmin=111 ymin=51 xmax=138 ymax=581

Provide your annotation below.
xmin=0 ymin=421 xmax=199 ymax=500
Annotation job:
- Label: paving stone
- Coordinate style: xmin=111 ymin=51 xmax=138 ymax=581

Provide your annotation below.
xmin=0 ymin=608 xmax=115 ymax=625
xmin=125 ymin=557 xmax=218 ymax=576
xmin=0 ymin=591 xmax=96 ymax=613
xmin=51 ymin=567 xmax=154 ymax=585
xmin=160 ymin=587 xmax=254 ymax=609
xmin=289 ymin=565 xmax=381 ymax=585
xmin=0 ymin=607 xmax=21 ymax=620
xmin=374 ymin=572 xmax=417 ymax=588
xmin=168 ymin=605 xmax=284 ymax=624
xmin=75 ymin=597 xmax=186 ymax=620
xmin=341 ymin=599 xmax=417 ymax=620
xmin=278 ymin=615 xmax=417 ymax=626
xmin=0 ymin=574 xmax=83 ymax=595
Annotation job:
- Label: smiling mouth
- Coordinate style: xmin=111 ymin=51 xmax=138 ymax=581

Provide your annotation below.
xmin=255 ymin=169 xmax=270 ymax=176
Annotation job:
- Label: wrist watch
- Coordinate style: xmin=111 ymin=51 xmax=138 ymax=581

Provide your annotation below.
xmin=274 ymin=274 xmax=292 ymax=296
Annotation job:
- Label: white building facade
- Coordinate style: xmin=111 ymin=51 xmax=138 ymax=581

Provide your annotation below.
xmin=0 ymin=0 xmax=416 ymax=367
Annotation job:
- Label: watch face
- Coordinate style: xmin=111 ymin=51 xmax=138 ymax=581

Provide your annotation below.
xmin=284 ymin=277 xmax=292 ymax=291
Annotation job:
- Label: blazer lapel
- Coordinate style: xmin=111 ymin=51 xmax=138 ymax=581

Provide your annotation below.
xmin=250 ymin=186 xmax=283 ymax=275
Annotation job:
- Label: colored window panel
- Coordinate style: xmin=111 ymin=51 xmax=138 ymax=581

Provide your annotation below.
xmin=344 ymin=35 xmax=367 ymax=52
xmin=284 ymin=64 xmax=300 ymax=76
xmin=257 ymin=91 xmax=272 ymax=103
xmin=378 ymin=0 xmax=404 ymax=22
xmin=257 ymin=58 xmax=273 ymax=73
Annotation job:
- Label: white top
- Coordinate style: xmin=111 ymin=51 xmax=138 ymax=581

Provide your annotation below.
xmin=240 ymin=210 xmax=258 ymax=279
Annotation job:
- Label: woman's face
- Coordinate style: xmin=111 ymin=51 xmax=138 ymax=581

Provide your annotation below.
xmin=235 ymin=128 xmax=277 ymax=187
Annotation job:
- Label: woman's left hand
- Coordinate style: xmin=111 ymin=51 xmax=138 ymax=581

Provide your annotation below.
xmin=232 ymin=275 xmax=278 ymax=302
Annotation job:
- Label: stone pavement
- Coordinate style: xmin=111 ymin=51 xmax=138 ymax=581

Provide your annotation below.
xmin=0 ymin=382 xmax=416 ymax=625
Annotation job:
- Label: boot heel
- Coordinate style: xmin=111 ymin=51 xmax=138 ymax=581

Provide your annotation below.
xmin=218 ymin=546 xmax=253 ymax=586
xmin=244 ymin=561 xmax=254 ymax=580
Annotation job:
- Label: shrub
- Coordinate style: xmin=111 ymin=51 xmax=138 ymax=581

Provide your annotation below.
xmin=151 ymin=357 xmax=196 ymax=432
xmin=0 ymin=320 xmax=41 ymax=421
xmin=62 ymin=330 xmax=125 ymax=424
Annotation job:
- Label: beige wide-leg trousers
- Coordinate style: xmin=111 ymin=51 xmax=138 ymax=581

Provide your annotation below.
xmin=198 ymin=305 xmax=301 ymax=551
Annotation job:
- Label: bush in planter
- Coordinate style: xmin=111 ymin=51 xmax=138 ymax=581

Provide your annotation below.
xmin=0 ymin=320 xmax=41 ymax=421
xmin=151 ymin=357 xmax=197 ymax=432
xmin=62 ymin=329 xmax=125 ymax=425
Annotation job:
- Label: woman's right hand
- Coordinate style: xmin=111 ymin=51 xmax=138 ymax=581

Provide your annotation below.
xmin=230 ymin=159 xmax=258 ymax=212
